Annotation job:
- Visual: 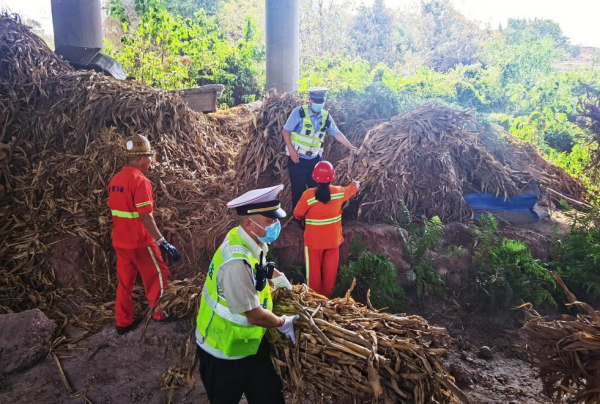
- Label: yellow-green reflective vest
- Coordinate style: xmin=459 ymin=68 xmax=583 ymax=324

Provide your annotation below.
xmin=196 ymin=227 xmax=273 ymax=359
xmin=290 ymin=105 xmax=330 ymax=156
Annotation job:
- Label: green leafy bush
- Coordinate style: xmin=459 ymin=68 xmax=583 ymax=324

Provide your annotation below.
xmin=552 ymin=206 xmax=600 ymax=300
xmin=105 ymin=1 xmax=264 ymax=106
xmin=468 ymin=215 xmax=557 ymax=310
xmin=333 ymin=233 xmax=405 ymax=312
xmin=390 ymin=203 xmax=464 ymax=297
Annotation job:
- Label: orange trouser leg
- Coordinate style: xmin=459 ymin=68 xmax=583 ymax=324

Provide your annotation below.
xmin=115 ymin=247 xmax=139 ymax=327
xmin=135 ymin=245 xmax=169 ymax=320
xmin=114 ymin=245 xmax=169 ymax=325
xmin=321 ymin=247 xmax=340 ymax=298
xmin=305 ymin=246 xmax=325 ymax=295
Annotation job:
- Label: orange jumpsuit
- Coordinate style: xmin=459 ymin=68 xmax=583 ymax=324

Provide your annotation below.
xmin=294 ymin=183 xmax=358 ymax=297
xmin=108 ymin=166 xmax=168 ymax=327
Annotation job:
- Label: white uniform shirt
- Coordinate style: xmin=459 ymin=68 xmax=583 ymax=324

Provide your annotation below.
xmin=216 ymin=226 xmax=268 ymax=314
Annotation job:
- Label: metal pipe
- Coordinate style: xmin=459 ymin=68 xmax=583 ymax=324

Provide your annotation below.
xmin=266 ymin=0 xmax=299 ymax=93
xmin=51 ymin=0 xmax=103 ymax=51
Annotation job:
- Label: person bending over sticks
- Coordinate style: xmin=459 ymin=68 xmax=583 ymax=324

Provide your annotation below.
xmin=195 ymin=185 xmax=299 ymax=403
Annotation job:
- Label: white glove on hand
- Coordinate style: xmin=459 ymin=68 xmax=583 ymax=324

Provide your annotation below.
xmin=276 ymin=315 xmax=300 ymax=345
xmin=272 ymin=274 xmax=292 ymax=290
xmin=352 ymin=179 xmax=361 ymax=190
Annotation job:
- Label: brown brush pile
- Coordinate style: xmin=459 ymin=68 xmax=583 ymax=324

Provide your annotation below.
xmin=233 ymin=92 xmax=302 ymax=211
xmin=271 ymin=283 xmax=469 ymax=403
xmin=0 ymin=14 xmax=237 ymax=335
xmin=335 ymin=105 xmax=516 ymax=222
xmin=237 ymin=97 xmax=588 ymax=223
xmin=232 ymin=92 xmax=384 ymax=214
xmin=522 ymin=274 xmax=600 ymax=403
xmin=155 ymin=276 xmax=468 ymax=403
xmin=480 ymin=122 xmax=589 ymax=208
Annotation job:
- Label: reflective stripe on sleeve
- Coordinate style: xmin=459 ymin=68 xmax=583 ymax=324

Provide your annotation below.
xmin=111 ymin=209 xmax=140 ymax=218
xmin=305 ymin=215 xmax=342 ymax=226
xmin=135 ymin=201 xmax=153 ymax=208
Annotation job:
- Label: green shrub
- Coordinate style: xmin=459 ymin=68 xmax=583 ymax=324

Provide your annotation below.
xmin=552 ymin=206 xmax=600 ymax=300
xmin=469 ymin=215 xmax=557 ymax=309
xmin=390 ymin=202 xmax=464 ymax=297
xmin=332 ymin=233 xmax=405 ymax=312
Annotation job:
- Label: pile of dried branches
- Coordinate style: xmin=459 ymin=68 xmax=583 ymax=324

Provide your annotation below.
xmin=271 ymin=283 xmax=469 ymax=404
xmin=238 ymin=97 xmax=588 ymax=224
xmin=522 ymin=273 xmax=600 ymax=403
xmin=233 ymin=92 xmax=302 ymax=211
xmin=480 ymin=122 xmax=589 ymax=208
xmin=0 ymin=14 xmax=236 ymax=334
xmin=233 ymin=92 xmax=386 ymax=213
xmin=335 ymin=104 xmax=520 ymax=222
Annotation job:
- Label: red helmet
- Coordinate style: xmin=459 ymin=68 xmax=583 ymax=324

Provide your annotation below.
xmin=312 ymin=161 xmax=335 ymax=183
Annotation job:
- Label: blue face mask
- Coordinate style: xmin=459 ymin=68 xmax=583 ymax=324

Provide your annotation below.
xmin=310 ymin=103 xmax=324 ymax=113
xmin=251 ymin=219 xmax=281 ymax=244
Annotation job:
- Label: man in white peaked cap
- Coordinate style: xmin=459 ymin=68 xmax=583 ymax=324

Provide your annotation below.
xmin=195 ymin=185 xmax=298 ymax=403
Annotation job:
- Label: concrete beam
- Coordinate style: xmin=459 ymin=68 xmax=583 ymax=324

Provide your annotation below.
xmin=266 ymin=0 xmax=299 ymax=93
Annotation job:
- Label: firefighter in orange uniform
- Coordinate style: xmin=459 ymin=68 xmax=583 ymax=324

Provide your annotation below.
xmin=293 ymin=161 xmax=359 ymax=297
xmin=107 ymin=134 xmax=181 ymax=335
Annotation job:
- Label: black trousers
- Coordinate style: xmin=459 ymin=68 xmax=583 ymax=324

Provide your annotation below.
xmin=197 ymin=339 xmax=285 ymax=404
xmin=288 ymin=155 xmax=321 ymax=209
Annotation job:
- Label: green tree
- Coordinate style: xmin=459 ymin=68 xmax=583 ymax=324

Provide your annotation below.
xmin=105 ymin=2 xmax=265 ymax=105
xmin=503 ymin=18 xmax=571 ymax=52
xmin=299 ymin=0 xmax=356 ymax=65
xmin=349 ymin=0 xmax=400 ymax=67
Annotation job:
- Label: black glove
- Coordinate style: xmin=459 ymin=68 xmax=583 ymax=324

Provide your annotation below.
xmin=157 ymin=238 xmax=181 ymax=262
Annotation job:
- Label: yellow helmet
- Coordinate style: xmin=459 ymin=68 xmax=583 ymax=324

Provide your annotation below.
xmin=124 ymin=134 xmax=155 ymax=157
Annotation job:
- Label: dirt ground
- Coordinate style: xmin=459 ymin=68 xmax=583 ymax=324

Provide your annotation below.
xmin=2 ymin=214 xmax=567 ymax=404
xmin=0 ymin=319 xmax=211 ymax=404
xmin=0 ymin=297 xmax=549 ymax=404
xmin=412 ymin=297 xmax=547 ymax=404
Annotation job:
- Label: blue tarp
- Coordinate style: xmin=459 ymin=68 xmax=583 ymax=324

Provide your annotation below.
xmin=464 ymin=182 xmax=547 ymax=222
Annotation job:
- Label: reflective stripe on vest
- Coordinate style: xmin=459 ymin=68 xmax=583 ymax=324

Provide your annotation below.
xmin=111 ymin=209 xmax=140 ymax=219
xmin=305 ymin=214 xmax=342 ymax=226
xmin=307 ymin=192 xmax=345 ymax=205
xmin=290 ymin=105 xmax=329 ymax=156
xmin=196 ymin=227 xmax=272 ymax=358
xmin=201 ymin=287 xmax=249 ymax=326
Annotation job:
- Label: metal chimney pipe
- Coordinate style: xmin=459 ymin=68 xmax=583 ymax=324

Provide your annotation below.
xmin=265 ymin=0 xmax=299 ymax=93
xmin=51 ymin=0 xmax=103 ymax=51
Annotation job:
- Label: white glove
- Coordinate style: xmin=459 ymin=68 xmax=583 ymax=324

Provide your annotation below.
xmin=272 ymin=274 xmax=292 ymax=290
xmin=352 ymin=179 xmax=361 ymax=190
xmin=276 ymin=315 xmax=300 ymax=345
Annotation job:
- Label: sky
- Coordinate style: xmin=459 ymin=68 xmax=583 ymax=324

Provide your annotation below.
xmin=2 ymin=0 xmax=600 ymax=48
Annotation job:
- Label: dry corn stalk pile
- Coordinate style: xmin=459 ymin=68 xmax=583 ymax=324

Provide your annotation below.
xmin=271 ymin=284 xmax=468 ymax=404
xmin=480 ymin=122 xmax=589 ymax=207
xmin=239 ymin=96 xmax=587 ymax=224
xmin=0 ymin=14 xmax=237 ymax=332
xmin=233 ymin=92 xmax=302 ymax=212
xmin=336 ymin=104 xmax=589 ymax=222
xmin=233 ymin=93 xmax=388 ymax=213
xmin=335 ymin=104 xmax=520 ymax=222
xmin=522 ymin=274 xmax=600 ymax=403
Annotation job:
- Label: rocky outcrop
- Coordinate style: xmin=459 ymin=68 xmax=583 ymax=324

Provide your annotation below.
xmin=0 ymin=309 xmax=56 ymax=374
